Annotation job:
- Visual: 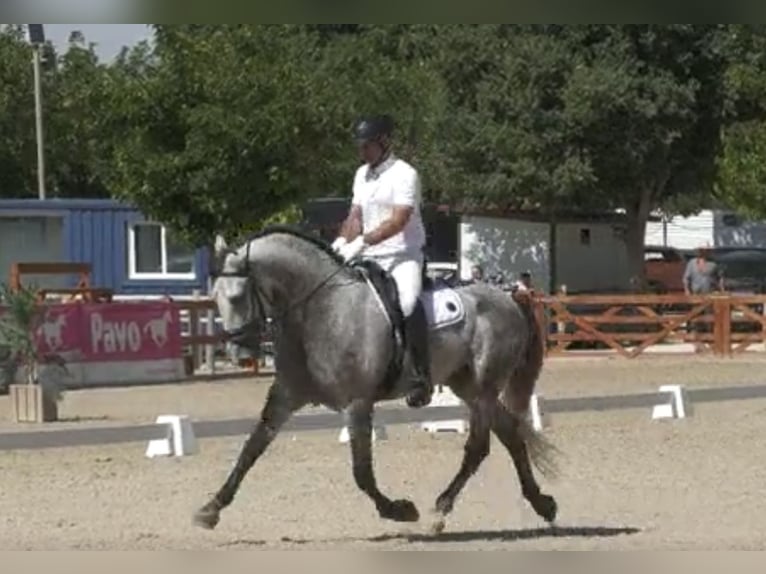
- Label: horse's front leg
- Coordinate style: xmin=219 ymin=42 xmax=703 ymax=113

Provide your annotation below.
xmin=193 ymin=380 xmax=296 ymax=530
xmin=347 ymin=399 xmax=419 ymax=522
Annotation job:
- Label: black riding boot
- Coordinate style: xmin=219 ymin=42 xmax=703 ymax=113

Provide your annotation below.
xmin=404 ymin=299 xmax=434 ymax=408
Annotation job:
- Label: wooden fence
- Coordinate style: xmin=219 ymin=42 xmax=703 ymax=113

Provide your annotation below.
xmin=172 ymin=297 xmax=270 ymax=375
xmin=533 ymin=292 xmax=766 ymax=358
xmin=162 ymin=291 xmax=766 ymax=363
xmin=9 ymin=262 xmax=113 ymax=302
xmin=14 ymin=274 xmax=766 ymax=366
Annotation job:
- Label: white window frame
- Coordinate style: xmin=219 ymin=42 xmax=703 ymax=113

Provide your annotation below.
xmin=127 ymin=222 xmax=196 ymax=281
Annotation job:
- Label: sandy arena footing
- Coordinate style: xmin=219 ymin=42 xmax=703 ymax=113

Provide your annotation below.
xmin=1 ymin=356 xmax=766 ymax=549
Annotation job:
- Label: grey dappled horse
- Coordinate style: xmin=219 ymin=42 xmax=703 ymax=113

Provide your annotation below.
xmin=193 ymin=225 xmax=558 ymax=534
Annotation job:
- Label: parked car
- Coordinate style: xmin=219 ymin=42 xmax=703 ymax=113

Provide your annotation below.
xmin=709 ymin=247 xmax=766 ymax=295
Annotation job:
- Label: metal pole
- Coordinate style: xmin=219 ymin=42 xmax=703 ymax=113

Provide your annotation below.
xmin=33 ymin=44 xmax=46 ymax=200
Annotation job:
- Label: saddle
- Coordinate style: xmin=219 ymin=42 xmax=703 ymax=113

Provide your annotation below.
xmin=348 ymin=259 xmax=466 ymax=397
xmin=349 ymin=259 xmax=408 ymax=394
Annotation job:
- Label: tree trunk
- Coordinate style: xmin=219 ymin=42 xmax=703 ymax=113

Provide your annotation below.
xmin=625 ymin=190 xmax=653 ymax=292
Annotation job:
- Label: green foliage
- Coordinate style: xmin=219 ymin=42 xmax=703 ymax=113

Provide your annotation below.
xmin=0 ymin=283 xmax=68 ymax=396
xmin=106 ymin=25 xmax=447 ymax=246
xmin=715 ymin=25 xmax=766 ymax=220
xmin=0 ymin=27 xmax=125 ymax=199
xmin=717 ymin=120 xmax=766 ymax=218
xmin=0 ymin=283 xmax=40 ymax=382
xmin=0 ymin=26 xmax=36 ymax=197
xmin=3 ymin=24 xmax=766 ymax=271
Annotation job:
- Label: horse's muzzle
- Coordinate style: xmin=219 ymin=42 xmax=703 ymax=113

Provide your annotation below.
xmin=223 ymin=323 xmax=261 ymax=350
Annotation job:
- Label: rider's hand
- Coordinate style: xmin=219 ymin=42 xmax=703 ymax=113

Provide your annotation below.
xmin=340 ymin=235 xmax=367 ymax=261
xmin=331 ymin=237 xmax=347 ymax=252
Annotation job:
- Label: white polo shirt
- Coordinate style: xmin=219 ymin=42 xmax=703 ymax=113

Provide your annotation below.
xmin=352 ymin=154 xmax=426 ymax=258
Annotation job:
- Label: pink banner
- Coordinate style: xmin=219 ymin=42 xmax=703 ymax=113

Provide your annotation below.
xmin=31 ymin=302 xmax=182 ymax=362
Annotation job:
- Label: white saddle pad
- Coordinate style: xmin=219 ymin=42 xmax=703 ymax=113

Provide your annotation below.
xmin=421 ymin=286 xmax=465 ymax=331
xmin=362 ymin=274 xmax=465 ymax=331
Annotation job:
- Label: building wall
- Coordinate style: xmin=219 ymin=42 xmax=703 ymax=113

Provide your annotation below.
xmin=459 ymin=215 xmax=550 ymax=289
xmin=63 ymin=204 xmax=209 ymax=296
xmin=0 ymin=215 xmax=66 ymax=288
xmin=645 ymin=210 xmax=715 ymax=249
xmin=0 ymin=199 xmax=209 ymax=296
xmin=555 ymin=222 xmax=631 ymax=293
xmin=644 ymin=209 xmax=766 ymax=251
xmin=459 ymin=214 xmax=631 ymax=294
xmin=713 ymin=211 xmax=766 ymax=248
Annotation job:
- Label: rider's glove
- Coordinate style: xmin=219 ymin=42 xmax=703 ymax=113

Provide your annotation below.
xmin=340 ymin=235 xmax=367 ymax=261
xmin=331 ymin=236 xmax=347 ymax=252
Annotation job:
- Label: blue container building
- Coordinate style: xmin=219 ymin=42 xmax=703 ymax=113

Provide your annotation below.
xmin=0 ymin=198 xmax=210 ymax=297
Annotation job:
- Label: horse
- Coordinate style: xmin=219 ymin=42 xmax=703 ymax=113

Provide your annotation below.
xmin=192 ymin=224 xmax=559 ymax=534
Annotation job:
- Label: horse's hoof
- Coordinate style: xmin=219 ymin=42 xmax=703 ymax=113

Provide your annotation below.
xmin=406 ymin=390 xmax=432 ymax=409
xmin=430 ymin=514 xmax=446 ymax=535
xmin=193 ymin=505 xmax=220 ymax=530
xmin=533 ymin=494 xmax=557 ymax=524
xmin=381 ymin=499 xmax=420 ymax=522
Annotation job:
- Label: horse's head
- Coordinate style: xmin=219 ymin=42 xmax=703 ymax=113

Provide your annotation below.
xmin=211 ymin=234 xmax=266 ymax=350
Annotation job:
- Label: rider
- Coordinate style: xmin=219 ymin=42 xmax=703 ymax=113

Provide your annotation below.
xmin=331 ymin=114 xmax=434 ymax=408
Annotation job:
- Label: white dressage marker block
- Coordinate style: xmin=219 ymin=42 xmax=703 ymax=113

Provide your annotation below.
xmin=338 ymin=424 xmax=388 ymax=444
xmin=145 ymin=415 xmax=199 ymax=458
xmin=527 ymin=394 xmax=548 ymax=432
xmin=651 ymin=385 xmax=691 ymax=420
xmin=421 ymin=386 xmax=468 ymax=434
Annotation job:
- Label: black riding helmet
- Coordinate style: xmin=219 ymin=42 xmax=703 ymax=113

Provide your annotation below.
xmin=353 ymin=114 xmax=394 ymax=143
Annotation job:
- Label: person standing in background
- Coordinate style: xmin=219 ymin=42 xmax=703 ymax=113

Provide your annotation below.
xmin=683 ymin=247 xmax=723 ymax=295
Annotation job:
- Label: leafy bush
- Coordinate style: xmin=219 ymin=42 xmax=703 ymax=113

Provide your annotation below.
xmin=0 ymin=283 xmax=68 ymax=399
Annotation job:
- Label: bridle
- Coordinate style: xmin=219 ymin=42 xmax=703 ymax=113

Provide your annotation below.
xmin=213 ymin=239 xmax=353 ymax=345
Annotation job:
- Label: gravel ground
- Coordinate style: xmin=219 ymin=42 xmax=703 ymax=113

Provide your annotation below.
xmin=4 ymin=354 xmax=766 ymax=428
xmin=2 ymin=355 xmax=766 ymax=549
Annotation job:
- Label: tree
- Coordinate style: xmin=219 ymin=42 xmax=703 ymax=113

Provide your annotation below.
xmin=0 ymin=26 xmax=124 ymax=199
xmin=0 ymin=26 xmax=37 ymax=198
xmin=107 ymin=25 xmax=446 ymax=246
xmin=715 ymin=25 xmax=766 ymax=219
xmin=45 ymin=31 xmax=119 ymax=198
xmin=563 ymin=26 xmax=729 ymax=284
xmin=426 ymin=25 xmax=730 ymax=286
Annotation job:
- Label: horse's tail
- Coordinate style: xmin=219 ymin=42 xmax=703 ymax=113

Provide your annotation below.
xmin=501 ymin=291 xmax=545 ymax=411
xmin=500 ymin=291 xmax=559 ymax=479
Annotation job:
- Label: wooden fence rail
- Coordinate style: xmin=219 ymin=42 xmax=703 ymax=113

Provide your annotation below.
xmin=532 ymin=292 xmax=766 ymax=358
xmin=159 ymin=292 xmax=766 ymax=362
xmin=7 ymin=288 xmax=764 ymax=367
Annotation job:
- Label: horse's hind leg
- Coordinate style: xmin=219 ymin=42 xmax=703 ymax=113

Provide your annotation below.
xmin=430 ymin=402 xmax=491 ymax=534
xmin=490 ymin=400 xmax=558 ymax=524
xmin=347 ymin=400 xmax=419 ymax=522
xmin=193 ymin=381 xmax=295 ymax=530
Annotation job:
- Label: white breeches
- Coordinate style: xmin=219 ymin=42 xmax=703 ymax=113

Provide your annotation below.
xmin=368 ymin=252 xmax=423 ymax=317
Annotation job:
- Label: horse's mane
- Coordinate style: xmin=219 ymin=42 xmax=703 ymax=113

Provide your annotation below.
xmin=244 ymin=224 xmax=346 ymax=266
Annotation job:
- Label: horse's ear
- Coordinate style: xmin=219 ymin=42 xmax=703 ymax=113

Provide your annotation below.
xmin=214 ymin=234 xmax=228 ymax=257
xmin=211 ymin=234 xmax=233 ymax=277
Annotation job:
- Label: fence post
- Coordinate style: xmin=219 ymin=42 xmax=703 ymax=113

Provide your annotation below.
xmin=556 ymin=285 xmax=567 ymax=345
xmin=713 ymin=294 xmax=731 ymax=357
xmin=191 ymin=289 xmax=201 ymax=371
xmin=205 ymin=304 xmax=216 ymax=375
